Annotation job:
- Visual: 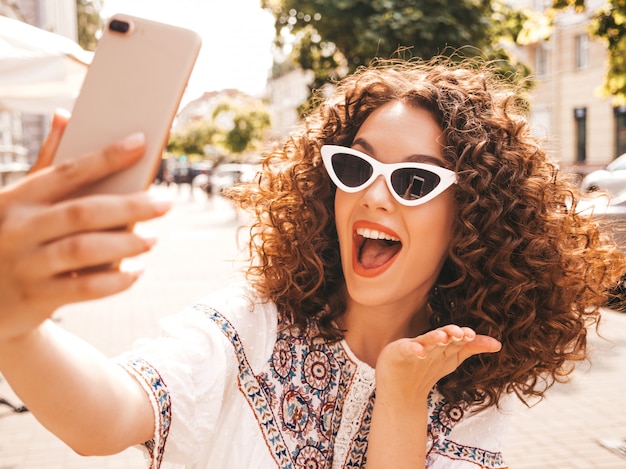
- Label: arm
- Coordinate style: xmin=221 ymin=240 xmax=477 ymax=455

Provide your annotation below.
xmin=366 ymin=325 xmax=502 ymax=469
xmin=0 ymin=113 xmax=169 ymax=454
xmin=0 ymin=321 xmax=155 ymax=455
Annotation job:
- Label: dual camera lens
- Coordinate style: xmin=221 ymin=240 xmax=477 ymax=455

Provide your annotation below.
xmin=108 ymin=19 xmax=130 ymax=34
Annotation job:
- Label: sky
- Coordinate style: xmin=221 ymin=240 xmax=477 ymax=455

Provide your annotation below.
xmin=100 ymin=0 xmax=276 ymax=105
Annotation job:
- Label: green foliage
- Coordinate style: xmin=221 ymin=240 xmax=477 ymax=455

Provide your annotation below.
xmin=552 ymin=0 xmax=586 ymax=12
xmin=76 ymin=0 xmax=103 ymax=51
xmin=590 ymin=2 xmax=626 ymax=103
xmin=167 ymin=119 xmax=218 ymax=158
xmin=167 ymin=97 xmax=271 ymax=160
xmin=263 ymin=0 xmax=532 ymax=97
xmin=212 ymin=101 xmax=271 ymax=155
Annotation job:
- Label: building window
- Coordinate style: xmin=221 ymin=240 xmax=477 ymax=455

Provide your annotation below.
xmin=614 ymin=106 xmax=626 ymax=156
xmin=575 ymin=34 xmax=589 ymax=70
xmin=574 ymin=107 xmax=587 ymax=163
xmin=535 ymin=43 xmax=548 ymax=77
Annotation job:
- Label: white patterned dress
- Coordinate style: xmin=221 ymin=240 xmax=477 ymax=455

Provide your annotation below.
xmin=117 ymin=283 xmax=515 ymax=469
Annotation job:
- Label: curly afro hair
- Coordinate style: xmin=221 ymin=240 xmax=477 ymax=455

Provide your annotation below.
xmin=226 ymin=57 xmax=626 ymax=409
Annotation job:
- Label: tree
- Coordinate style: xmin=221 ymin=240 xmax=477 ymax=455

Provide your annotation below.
xmin=551 ymin=1 xmax=626 ymax=103
xmin=167 ymin=97 xmax=271 ymax=161
xmin=167 ymin=119 xmax=218 ymax=158
xmin=76 ymin=0 xmax=103 ymax=51
xmin=262 ymin=0 xmax=531 ymax=98
xmin=586 ymin=1 xmax=626 ymax=103
xmin=212 ymin=100 xmax=271 ymax=157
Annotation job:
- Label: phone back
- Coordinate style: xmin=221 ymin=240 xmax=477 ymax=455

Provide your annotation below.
xmin=53 ymin=14 xmax=202 ymax=195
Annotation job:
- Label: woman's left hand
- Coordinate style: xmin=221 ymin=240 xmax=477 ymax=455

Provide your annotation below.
xmin=375 ymin=325 xmax=501 ymax=404
xmin=366 ymin=325 xmax=501 ymax=469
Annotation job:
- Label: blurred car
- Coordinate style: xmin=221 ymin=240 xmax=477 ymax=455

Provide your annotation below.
xmin=209 ymin=163 xmax=260 ymax=195
xmin=579 ymin=193 xmax=626 ymax=311
xmin=190 ymin=160 xmax=214 ymax=178
xmin=173 ymin=161 xmax=194 ymax=185
xmin=169 ymin=160 xmax=215 ymax=186
xmin=580 ymin=152 xmax=626 ymax=196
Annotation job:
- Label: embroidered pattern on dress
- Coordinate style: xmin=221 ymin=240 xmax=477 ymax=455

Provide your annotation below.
xmin=427 ymin=391 xmax=506 ymax=468
xmin=197 ymin=304 xmax=375 ymax=469
xmin=331 ymin=363 xmax=374 ymax=469
xmin=196 ymin=303 xmax=504 ymax=469
xmin=122 ymin=356 xmax=171 ymax=469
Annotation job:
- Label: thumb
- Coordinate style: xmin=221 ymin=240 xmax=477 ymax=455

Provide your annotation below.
xmin=458 ymin=335 xmax=502 ymax=363
xmin=31 ymin=109 xmax=70 ymax=174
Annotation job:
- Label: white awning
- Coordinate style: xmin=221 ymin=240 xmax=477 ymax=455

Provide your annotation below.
xmin=0 ymin=16 xmax=92 ymax=114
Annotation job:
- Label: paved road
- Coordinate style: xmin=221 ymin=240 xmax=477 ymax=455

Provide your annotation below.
xmin=1 ymin=183 xmax=625 ymax=468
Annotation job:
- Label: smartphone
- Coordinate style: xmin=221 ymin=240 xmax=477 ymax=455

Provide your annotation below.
xmin=53 ymin=14 xmax=202 ymax=196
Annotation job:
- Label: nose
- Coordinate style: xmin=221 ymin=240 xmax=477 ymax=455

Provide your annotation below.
xmin=360 ymin=175 xmax=397 ymax=211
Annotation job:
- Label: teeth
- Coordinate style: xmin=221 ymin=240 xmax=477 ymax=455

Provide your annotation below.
xmin=356 ymin=227 xmax=400 ymax=242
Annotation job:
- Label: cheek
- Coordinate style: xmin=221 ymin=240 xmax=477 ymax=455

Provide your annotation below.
xmin=407 ymin=196 xmax=456 ymax=253
xmin=334 ymin=191 xmax=354 ymax=253
xmin=334 ymin=191 xmax=349 ymax=230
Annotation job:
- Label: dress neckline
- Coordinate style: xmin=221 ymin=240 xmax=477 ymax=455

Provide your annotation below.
xmin=339 ymin=339 xmax=375 ymax=375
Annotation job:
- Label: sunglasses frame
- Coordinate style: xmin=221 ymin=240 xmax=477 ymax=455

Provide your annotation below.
xmin=320 ymin=145 xmax=457 ymax=206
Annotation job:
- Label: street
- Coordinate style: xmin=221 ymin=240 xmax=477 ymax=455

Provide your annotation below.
xmin=1 ymin=183 xmax=625 ymax=468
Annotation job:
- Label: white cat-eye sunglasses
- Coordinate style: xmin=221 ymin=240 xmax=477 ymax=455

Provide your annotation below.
xmin=321 ymin=145 xmax=457 ymax=206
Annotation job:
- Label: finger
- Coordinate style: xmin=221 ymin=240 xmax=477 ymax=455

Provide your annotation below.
xmin=397 ymin=339 xmax=428 ymax=359
xmin=456 ymin=335 xmax=502 ymax=363
xmin=23 ymin=192 xmax=171 ymax=246
xmin=470 ymin=334 xmax=502 ymax=353
xmin=29 ymin=231 xmax=157 ymax=278
xmin=34 ymin=266 xmax=145 ymax=308
xmin=30 ymin=109 xmax=71 ymax=174
xmin=433 ymin=327 xmax=483 ymax=360
xmin=410 ymin=327 xmax=461 ymax=350
xmin=459 ymin=326 xmax=477 ymax=341
xmin=402 ymin=329 xmax=449 ymax=359
xmin=10 ymin=132 xmax=146 ymax=204
xmin=436 ymin=324 xmax=469 ymax=344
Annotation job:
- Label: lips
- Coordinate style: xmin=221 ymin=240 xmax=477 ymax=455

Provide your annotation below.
xmin=352 ymin=222 xmax=402 ymax=277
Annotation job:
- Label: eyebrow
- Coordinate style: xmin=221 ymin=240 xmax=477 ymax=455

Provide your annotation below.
xmin=352 ymin=138 xmax=445 ymax=167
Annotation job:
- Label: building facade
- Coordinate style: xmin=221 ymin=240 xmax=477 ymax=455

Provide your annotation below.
xmin=0 ymin=0 xmax=77 ymax=185
xmin=517 ymin=0 xmax=617 ymax=173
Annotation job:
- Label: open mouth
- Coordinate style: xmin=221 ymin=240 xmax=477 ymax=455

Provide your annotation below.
xmin=353 ymin=226 xmax=402 ymax=277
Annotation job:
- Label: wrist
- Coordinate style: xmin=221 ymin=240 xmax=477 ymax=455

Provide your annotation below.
xmin=375 ymin=374 xmax=434 ymax=407
xmin=0 ymin=321 xmax=47 ymax=359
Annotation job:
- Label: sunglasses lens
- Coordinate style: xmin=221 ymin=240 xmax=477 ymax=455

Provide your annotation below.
xmin=331 ymin=152 xmax=373 ymax=188
xmin=391 ymin=168 xmax=441 ymax=201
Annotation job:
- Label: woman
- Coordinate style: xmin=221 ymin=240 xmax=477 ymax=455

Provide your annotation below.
xmin=0 ymin=58 xmax=623 ymax=468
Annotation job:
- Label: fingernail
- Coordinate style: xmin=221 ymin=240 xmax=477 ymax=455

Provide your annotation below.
xmin=121 ymin=132 xmax=146 ymax=151
xmin=134 ymin=227 xmax=158 ymax=249
xmin=148 ymin=191 xmax=173 ymax=215
xmin=52 ymin=108 xmax=72 ymax=123
xmin=150 ymin=199 xmax=172 ymax=215
xmin=142 ymin=236 xmax=158 ymax=249
xmin=54 ymin=108 xmax=71 ymax=119
xmin=120 ymin=259 xmax=145 ymax=279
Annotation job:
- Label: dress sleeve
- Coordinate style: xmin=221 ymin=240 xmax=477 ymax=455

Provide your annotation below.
xmin=115 ymin=305 xmax=237 ymax=468
xmin=426 ymin=393 xmax=518 ymax=468
xmin=115 ymin=283 xmax=277 ymax=468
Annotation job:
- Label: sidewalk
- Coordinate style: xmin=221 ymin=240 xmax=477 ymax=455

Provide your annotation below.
xmin=1 ymin=183 xmax=626 ymax=468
